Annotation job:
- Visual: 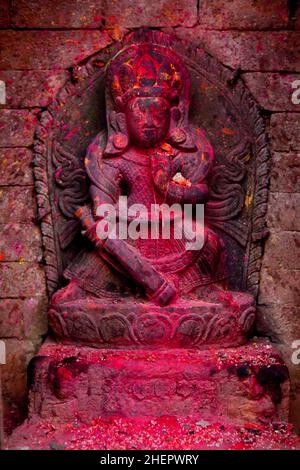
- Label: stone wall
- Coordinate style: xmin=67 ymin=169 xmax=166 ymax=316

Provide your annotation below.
xmin=0 ymin=0 xmax=299 ymax=433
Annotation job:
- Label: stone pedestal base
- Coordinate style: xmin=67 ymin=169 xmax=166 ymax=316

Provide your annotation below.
xmin=28 ymin=338 xmax=288 ymax=426
xmin=49 ymin=292 xmax=255 ymax=349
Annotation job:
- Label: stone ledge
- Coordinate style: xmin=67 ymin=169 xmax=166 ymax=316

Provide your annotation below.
xmin=7 ymin=415 xmax=300 ymax=450
xmin=27 ymin=339 xmax=289 ymax=426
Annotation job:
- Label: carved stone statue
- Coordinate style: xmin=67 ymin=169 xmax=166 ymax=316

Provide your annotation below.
xmin=49 ymin=35 xmax=256 ymax=349
xmin=10 ymin=31 xmax=295 ymax=449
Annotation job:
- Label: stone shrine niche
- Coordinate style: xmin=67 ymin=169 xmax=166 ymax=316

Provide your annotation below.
xmin=8 ymin=27 xmax=300 ymax=455
xmin=33 ymin=29 xmax=270 ymax=349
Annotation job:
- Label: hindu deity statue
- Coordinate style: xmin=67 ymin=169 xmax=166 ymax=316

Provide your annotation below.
xmin=51 ymin=43 xmax=228 ymax=307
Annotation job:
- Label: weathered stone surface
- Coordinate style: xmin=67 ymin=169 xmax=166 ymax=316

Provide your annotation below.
xmin=0 ymin=223 xmax=42 ymax=262
xmin=23 ymin=297 xmax=48 ymax=339
xmin=0 ymin=110 xmax=37 ymax=147
xmin=263 ymin=231 xmax=300 ymax=271
xmin=0 ymin=71 xmax=68 ymax=108
xmin=0 ymin=148 xmax=33 ymax=186
xmin=259 ymin=267 xmax=300 ymax=305
xmin=175 ymin=29 xmax=300 ymax=72
xmin=0 ymin=187 xmax=37 ymax=223
xmin=0 ymin=1 xmax=10 ymax=28
xmin=105 ymin=0 xmax=197 ymax=28
xmin=28 ymin=339 xmax=290 ymax=426
xmin=276 ymin=344 xmax=300 ymax=434
xmin=8 ymin=414 xmax=300 ymax=450
xmin=243 ymin=73 xmax=300 ymax=112
xmin=270 ymin=113 xmax=300 ymax=151
xmin=0 ymin=297 xmax=47 ymax=339
xmin=267 ymin=193 xmax=300 ymax=231
xmin=11 ymin=0 xmax=104 ymax=28
xmin=0 ymin=263 xmax=46 ymax=297
xmin=2 ymin=339 xmax=37 ymax=391
xmin=1 ymin=338 xmax=40 ymax=433
xmin=198 ymin=0 xmax=289 ymax=30
xmin=295 ymin=4 xmax=300 ymax=30
xmin=257 ymin=305 xmax=300 ymax=344
xmin=270 ymin=152 xmax=300 ymax=193
xmin=11 ymin=0 xmax=198 ymax=29
xmin=0 ymin=299 xmax=24 ymax=339
xmin=0 ymin=31 xmax=112 ymax=70
xmin=49 ymin=292 xmax=255 ymax=350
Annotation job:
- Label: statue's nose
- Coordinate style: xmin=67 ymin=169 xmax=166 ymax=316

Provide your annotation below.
xmin=145 ymin=109 xmax=155 ymax=128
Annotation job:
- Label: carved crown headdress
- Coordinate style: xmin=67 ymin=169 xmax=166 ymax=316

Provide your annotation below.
xmin=107 ymin=45 xmax=187 ymax=108
xmin=104 ymin=39 xmax=196 ymax=156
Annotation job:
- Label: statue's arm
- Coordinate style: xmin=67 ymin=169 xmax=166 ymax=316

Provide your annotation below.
xmin=78 ymin=152 xmax=178 ymax=307
xmin=167 ymin=180 xmax=209 ymax=204
xmin=89 ymin=160 xmax=123 ymax=219
xmin=167 ymin=132 xmax=213 ymax=205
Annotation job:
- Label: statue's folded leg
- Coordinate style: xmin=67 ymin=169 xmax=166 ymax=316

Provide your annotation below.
xmin=100 ymin=237 xmax=178 ymax=306
xmin=75 ymin=206 xmax=178 ymax=306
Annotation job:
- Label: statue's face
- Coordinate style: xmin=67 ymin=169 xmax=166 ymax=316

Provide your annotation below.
xmin=126 ymin=97 xmax=170 ymax=147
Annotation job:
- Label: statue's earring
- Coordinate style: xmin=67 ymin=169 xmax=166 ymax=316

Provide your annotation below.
xmin=167 ymin=106 xmax=196 ymax=151
xmin=168 ymin=107 xmax=185 ymax=144
xmin=105 ymin=110 xmax=129 ymax=156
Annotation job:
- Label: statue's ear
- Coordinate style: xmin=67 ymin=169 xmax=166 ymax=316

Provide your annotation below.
xmin=167 ymin=106 xmax=196 ymax=151
xmin=104 ymin=111 xmax=129 ymax=156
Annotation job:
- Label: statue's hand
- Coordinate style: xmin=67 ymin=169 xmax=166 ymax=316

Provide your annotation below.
xmin=151 ymin=279 xmax=178 ymax=306
xmin=75 ymin=205 xmax=104 ymax=249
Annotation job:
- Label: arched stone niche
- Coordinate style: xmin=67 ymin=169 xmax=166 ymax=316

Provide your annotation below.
xmin=33 ymin=29 xmax=270 ymax=300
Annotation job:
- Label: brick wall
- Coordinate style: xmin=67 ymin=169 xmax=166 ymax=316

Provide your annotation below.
xmin=0 ymin=0 xmax=299 ymax=432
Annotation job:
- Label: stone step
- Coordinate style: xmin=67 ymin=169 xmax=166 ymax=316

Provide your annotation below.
xmin=28 ymin=338 xmax=289 ymax=425
xmin=8 ymin=415 xmax=300 ymax=450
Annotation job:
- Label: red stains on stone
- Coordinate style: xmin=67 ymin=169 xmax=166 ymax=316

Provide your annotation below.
xmin=11 ymin=1 xmax=104 ymax=29
xmin=175 ymin=29 xmax=300 ymax=72
xmin=0 ymin=71 xmax=68 ymax=109
xmin=198 ymin=0 xmax=289 ymax=30
xmin=0 ymin=31 xmax=112 ymax=70
xmin=0 ymin=149 xmax=33 ymax=186
xmin=0 ymin=262 xmax=46 ymax=297
xmin=0 ymin=1 xmax=10 ymax=28
xmin=8 ymin=415 xmax=300 ymax=450
xmin=25 ymin=339 xmax=290 ymax=427
xmin=0 ymin=111 xmax=37 ymax=147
